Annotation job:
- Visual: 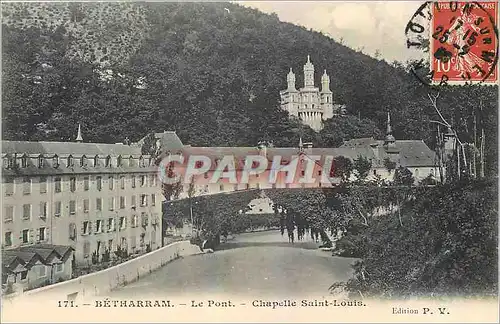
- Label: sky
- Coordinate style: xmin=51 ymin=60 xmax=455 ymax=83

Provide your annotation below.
xmin=239 ymin=1 xmax=424 ymax=63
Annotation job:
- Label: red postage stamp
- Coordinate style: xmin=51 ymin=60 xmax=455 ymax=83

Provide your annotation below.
xmin=431 ymin=1 xmax=498 ymax=83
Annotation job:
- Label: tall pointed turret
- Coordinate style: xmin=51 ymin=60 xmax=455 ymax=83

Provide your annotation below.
xmin=384 ymin=112 xmax=396 ymax=149
xmin=321 ymin=70 xmax=331 ymax=93
xmin=75 ymin=124 xmax=83 ymax=143
xmin=287 ymin=68 xmax=296 ymax=90
xmin=303 ymin=55 xmax=315 ymax=88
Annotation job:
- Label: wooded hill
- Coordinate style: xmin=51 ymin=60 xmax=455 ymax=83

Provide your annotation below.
xmin=2 ymin=2 xmax=497 ymax=176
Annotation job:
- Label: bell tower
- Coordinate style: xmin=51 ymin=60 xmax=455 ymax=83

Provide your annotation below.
xmin=303 ymin=55 xmax=315 ymax=88
xmin=287 ymin=68 xmax=296 ymax=90
xmin=321 ymin=70 xmax=333 ymax=119
xmin=384 ymin=112 xmax=398 ymax=153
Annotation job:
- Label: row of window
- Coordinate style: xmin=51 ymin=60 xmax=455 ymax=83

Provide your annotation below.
xmin=81 ymin=231 xmax=157 ymax=257
xmin=4 ymin=174 xmax=157 ymax=196
xmin=198 ymin=182 xmax=321 ymax=192
xmin=4 ymin=213 xmax=158 ymax=247
xmin=4 ymin=227 xmax=48 ymax=246
xmin=3 ymin=154 xmax=154 ymax=169
xmin=79 ymin=213 xmax=158 ymax=236
xmin=3 ymin=194 xmax=157 ymax=222
xmin=287 ymin=95 xmax=331 ymax=103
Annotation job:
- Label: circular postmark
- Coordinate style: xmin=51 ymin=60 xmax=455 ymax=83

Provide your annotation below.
xmin=405 ymin=1 xmax=499 ymax=86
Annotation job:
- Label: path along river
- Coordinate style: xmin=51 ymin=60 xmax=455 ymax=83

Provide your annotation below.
xmin=107 ymin=230 xmax=357 ymax=299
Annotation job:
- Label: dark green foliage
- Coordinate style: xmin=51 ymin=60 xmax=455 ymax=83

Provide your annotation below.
xmin=393 ymin=166 xmax=415 ymax=186
xmin=230 ymin=213 xmax=280 ymax=233
xmin=419 ymin=174 xmax=438 ymax=186
xmin=337 ymin=180 xmax=497 ymax=299
xmin=383 ymin=157 xmax=396 ymax=173
xmin=114 ymin=246 xmax=129 ymax=259
xmin=2 ymin=3 xmax=496 ymax=179
xmin=353 ymin=155 xmax=372 ymax=181
xmin=141 ymin=133 xmax=156 ymax=155
xmin=333 ymin=156 xmax=353 ymax=182
xmin=164 ymin=190 xmax=261 ymax=245
xmin=101 ymin=248 xmax=111 ymax=263
xmin=319 ymin=116 xmax=382 ymax=147
xmin=264 ymin=188 xmax=334 ymax=245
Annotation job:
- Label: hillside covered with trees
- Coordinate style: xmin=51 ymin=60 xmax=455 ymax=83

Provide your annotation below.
xmin=2 ymin=2 xmax=498 ymax=175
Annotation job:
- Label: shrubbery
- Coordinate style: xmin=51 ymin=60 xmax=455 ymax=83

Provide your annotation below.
xmin=337 ymin=180 xmax=497 ymax=299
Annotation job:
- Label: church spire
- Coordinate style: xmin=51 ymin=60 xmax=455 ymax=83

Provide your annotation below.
xmin=76 ymin=124 xmax=83 ymax=143
xmin=384 ymin=112 xmax=396 ymax=147
xmin=386 ymin=111 xmax=392 ymax=134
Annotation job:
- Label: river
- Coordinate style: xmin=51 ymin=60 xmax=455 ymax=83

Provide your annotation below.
xmin=108 ymin=230 xmax=357 ymax=298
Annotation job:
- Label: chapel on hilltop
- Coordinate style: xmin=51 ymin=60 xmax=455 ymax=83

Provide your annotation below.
xmin=279 ymin=55 xmax=345 ymax=132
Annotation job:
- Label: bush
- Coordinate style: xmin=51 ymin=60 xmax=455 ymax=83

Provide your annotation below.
xmin=339 ymin=180 xmax=498 ymax=299
xmin=114 ymin=246 xmax=129 ymax=259
xmin=101 ymin=248 xmax=111 ymax=263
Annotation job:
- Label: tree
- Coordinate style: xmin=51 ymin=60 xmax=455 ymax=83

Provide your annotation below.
xmin=353 ymin=155 xmax=372 ymax=181
xmin=383 ymin=157 xmax=396 ymax=174
xmin=265 ymin=188 xmax=335 ymax=247
xmin=333 ymin=156 xmax=353 ymax=183
xmin=2 ymin=2 xmax=497 ymax=179
xmin=337 ymin=180 xmax=497 ymax=299
xmin=165 ymin=190 xmax=261 ymax=248
xmin=161 ymin=165 xmax=183 ymax=201
xmin=319 ymin=115 xmax=382 ymax=147
xmin=393 ymin=166 xmax=414 ymax=186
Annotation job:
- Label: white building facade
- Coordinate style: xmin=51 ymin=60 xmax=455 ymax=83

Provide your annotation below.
xmin=1 ymin=130 xmax=184 ymax=267
xmin=280 ymin=55 xmax=344 ymax=131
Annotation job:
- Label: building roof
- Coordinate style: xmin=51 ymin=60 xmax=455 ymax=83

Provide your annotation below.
xmin=4 ymin=250 xmax=43 ymax=265
xmin=341 ymin=137 xmax=437 ymax=167
xmin=2 ymin=130 xmax=183 ymax=157
xmin=1 ymin=253 xmax=27 ymax=273
xmin=0 ymin=132 xmax=184 ymax=176
xmin=33 ymin=244 xmax=73 ymax=259
xmin=174 ymin=136 xmax=437 ymax=172
xmin=2 ymin=141 xmax=143 ymax=156
xmin=18 ymin=246 xmax=60 ymax=261
xmin=2 ymin=253 xmax=22 ymax=268
xmin=4 ymin=244 xmax=73 ymax=267
xmin=136 ymin=131 xmax=185 ymax=152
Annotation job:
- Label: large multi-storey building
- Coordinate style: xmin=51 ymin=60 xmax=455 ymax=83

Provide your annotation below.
xmin=172 ymin=113 xmax=440 ymax=203
xmin=280 ymin=55 xmax=345 ymax=132
xmin=1 ymin=129 xmax=183 ymax=267
xmin=2 ymin=117 xmax=443 ymax=270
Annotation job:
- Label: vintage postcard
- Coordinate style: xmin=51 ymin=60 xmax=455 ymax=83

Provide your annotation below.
xmin=1 ymin=0 xmax=498 ymax=323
